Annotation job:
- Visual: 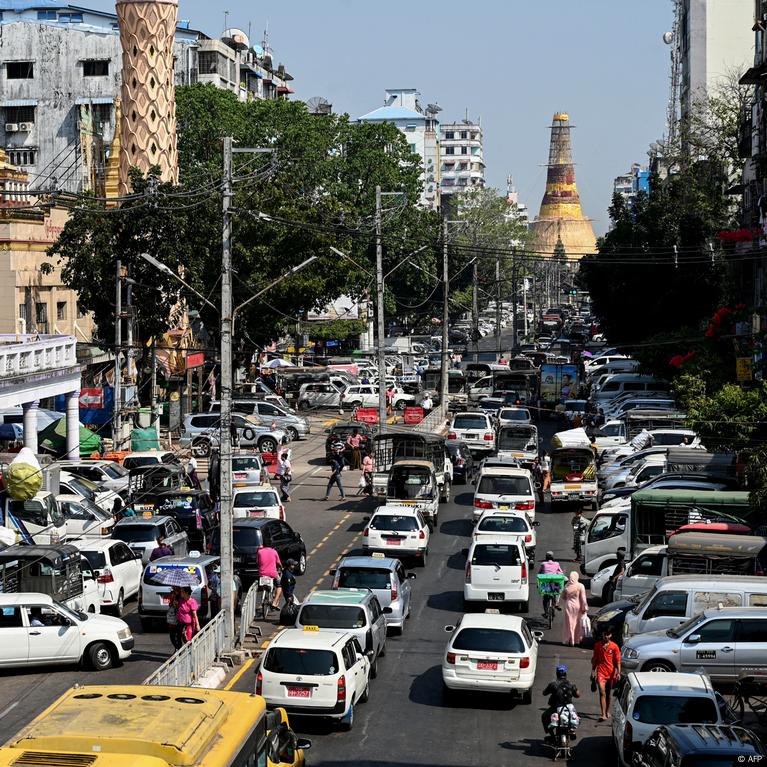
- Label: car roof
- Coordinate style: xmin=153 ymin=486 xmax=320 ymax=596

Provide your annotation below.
xmin=304 ymin=589 xmax=372 ymax=606
xmin=271 ymin=627 xmax=352 ymax=649
xmin=628 ymin=672 xmax=713 ymax=694
xmin=124 ymin=451 xmax=175 ymax=458
xmin=337 ymin=556 xmax=399 ymax=570
xmin=470 ymin=537 xmax=524 ymax=548
xmin=654 ymin=575 xmax=767 ymax=589
xmin=479 ymin=466 xmax=530 ymax=477
xmin=114 ymin=516 xmax=172 ymax=527
xmin=59 ymin=459 xmax=115 ymax=467
xmin=453 ymin=412 xmax=490 ymax=419
xmin=457 ymin=612 xmax=526 ymax=631
xmin=0 ymin=593 xmax=54 ymax=606
xmin=146 ymin=554 xmax=218 ymax=567
xmin=233 ymin=485 xmax=277 ymax=493
xmin=71 ymin=538 xmax=122 ymax=551
xmin=373 ymin=505 xmax=422 ymax=516
xmin=391 ymin=459 xmax=434 ymax=470
xmin=660 ymin=724 xmax=764 ymax=755
xmin=232 ymin=518 xmax=276 ymax=528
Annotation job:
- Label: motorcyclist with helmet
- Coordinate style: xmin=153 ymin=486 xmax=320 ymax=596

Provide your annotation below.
xmin=541 ymin=665 xmax=580 ymax=739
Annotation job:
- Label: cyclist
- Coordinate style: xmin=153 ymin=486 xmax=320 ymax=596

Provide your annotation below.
xmin=539 ymin=552 xmax=564 ymax=610
xmin=256 ymin=543 xmax=283 ymax=609
xmin=541 ymin=665 xmax=580 ymax=738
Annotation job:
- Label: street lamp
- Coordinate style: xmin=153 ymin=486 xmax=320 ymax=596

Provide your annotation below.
xmin=139 ymin=253 xmax=218 ymax=311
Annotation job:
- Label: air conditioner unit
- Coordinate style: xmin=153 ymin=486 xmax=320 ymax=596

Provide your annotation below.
xmin=5 ymin=123 xmax=19 ymax=132
xmin=18 ymin=122 xmax=34 ymax=132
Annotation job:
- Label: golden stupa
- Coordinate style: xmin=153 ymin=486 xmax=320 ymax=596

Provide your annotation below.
xmin=529 ymin=112 xmax=596 ymax=261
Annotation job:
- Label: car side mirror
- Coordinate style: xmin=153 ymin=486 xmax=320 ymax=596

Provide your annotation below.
xmin=444 ymin=625 xmax=456 ymax=633
xmin=297 ymin=738 xmax=312 ymax=751
xmin=382 ymin=607 xmax=393 ymax=614
xmin=533 ymin=521 xmax=540 ymax=527
xmin=686 ymin=633 xmax=701 ymax=644
xmin=328 ymin=569 xmax=336 ymax=576
xmin=461 ymin=548 xmax=468 ymax=557
xmin=407 ymin=573 xmax=416 ymax=580
xmin=532 ymin=630 xmax=544 ymax=642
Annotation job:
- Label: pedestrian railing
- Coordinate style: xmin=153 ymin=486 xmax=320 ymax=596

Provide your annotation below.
xmin=143 ymin=610 xmax=227 ymax=687
xmin=238 ymin=580 xmax=262 ymax=648
xmin=414 ymin=405 xmax=448 ymax=435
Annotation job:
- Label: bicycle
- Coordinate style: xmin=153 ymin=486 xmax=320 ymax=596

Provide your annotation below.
xmin=727 ymin=673 xmax=767 ymax=726
xmin=257 ymin=576 xmax=275 ymax=620
xmin=537 ymin=573 xmax=566 ymax=630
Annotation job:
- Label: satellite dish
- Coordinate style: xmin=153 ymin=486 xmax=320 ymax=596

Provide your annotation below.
xmin=426 ymin=103 xmax=442 ymax=116
xmin=663 ymin=31 xmax=674 ymax=45
xmin=306 ymin=96 xmax=332 ymax=115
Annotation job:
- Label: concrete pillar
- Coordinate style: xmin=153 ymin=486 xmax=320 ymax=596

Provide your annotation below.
xmin=66 ymin=390 xmax=80 ymax=460
xmin=22 ymin=400 xmax=39 ymax=454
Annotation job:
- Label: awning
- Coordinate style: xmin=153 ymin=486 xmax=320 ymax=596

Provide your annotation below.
xmin=75 ymin=97 xmax=114 ymax=105
xmin=276 ymin=85 xmax=294 ymax=94
xmin=1 ymin=99 xmax=38 ymax=107
xmin=740 ymin=65 xmax=767 ymax=85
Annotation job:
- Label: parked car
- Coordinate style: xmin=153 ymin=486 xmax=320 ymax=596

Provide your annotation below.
xmin=111 ymin=516 xmax=189 ymax=564
xmin=331 ymin=555 xmax=415 ymax=635
xmin=341 ymin=384 xmax=414 ymax=411
xmin=122 ymin=451 xmax=181 ymax=471
xmin=72 ymin=538 xmax=143 ymax=616
xmin=210 ymin=399 xmax=310 ymax=440
xmin=58 ymin=460 xmax=129 ymax=496
xmin=179 ymin=413 xmax=287 ymax=457
xmin=0 ymin=592 xmax=133 ymax=670
xmin=296 ymin=382 xmax=345 ymax=411
xmin=59 ymin=471 xmax=116 ymax=513
xmin=445 ymin=439 xmax=476 ymax=485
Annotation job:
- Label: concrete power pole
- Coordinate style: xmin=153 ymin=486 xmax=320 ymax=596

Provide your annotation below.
xmin=220 ymin=136 xmax=235 ymax=649
xmin=472 ymin=259 xmax=479 ymax=364
xmin=375 ymin=185 xmax=387 ymax=431
xmin=113 ymin=259 xmax=122 ymax=450
xmin=495 ymin=254 xmax=501 ymax=354
xmin=440 ymin=219 xmax=449 ymax=412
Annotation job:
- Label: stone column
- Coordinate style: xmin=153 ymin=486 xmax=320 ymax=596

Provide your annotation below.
xmin=66 ymin=391 xmax=80 ymax=460
xmin=22 ymin=401 xmax=39 ymax=454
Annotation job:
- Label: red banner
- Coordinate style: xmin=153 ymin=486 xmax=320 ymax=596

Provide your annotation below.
xmin=185 ymin=352 xmax=205 ymax=370
xmin=79 ymin=388 xmax=104 ymax=409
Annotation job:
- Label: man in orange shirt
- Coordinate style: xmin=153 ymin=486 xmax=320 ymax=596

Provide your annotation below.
xmin=591 ymin=628 xmax=621 ymax=720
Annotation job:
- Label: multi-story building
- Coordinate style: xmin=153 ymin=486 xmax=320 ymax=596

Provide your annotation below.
xmin=440 ymin=118 xmax=484 ymax=202
xmin=359 ymin=89 xmax=441 ymax=211
xmin=612 ymin=163 xmax=650 ymax=212
xmin=0 ymin=3 xmax=294 ymax=194
xmin=506 ymin=175 xmax=529 ymax=228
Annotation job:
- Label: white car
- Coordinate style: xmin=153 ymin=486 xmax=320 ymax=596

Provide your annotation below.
xmin=496 ymin=407 xmax=532 ymax=426
xmin=340 ymin=384 xmax=414 ymax=411
xmin=257 ymin=627 xmax=372 ymax=730
xmin=0 ymin=592 xmax=133 ymax=670
xmin=232 ymin=486 xmax=285 ymax=520
xmin=442 ymin=612 xmax=542 ymax=702
xmin=59 ymin=472 xmax=117 ymax=513
xmin=363 ymin=505 xmax=430 ymax=566
xmin=472 ymin=466 xmax=536 ymax=522
xmin=464 ymin=537 xmax=529 ymax=612
xmin=58 ymin=459 xmax=130 ymax=496
xmin=473 ymin=510 xmax=537 ymax=561
xmin=121 ymin=451 xmax=181 ymax=471
xmin=449 ymin=412 xmax=496 ymax=454
xmin=73 ymin=538 xmax=144 ymax=616
xmin=57 ymin=494 xmax=115 ymax=539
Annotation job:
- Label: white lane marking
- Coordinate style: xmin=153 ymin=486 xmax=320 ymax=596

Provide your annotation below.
xmin=0 ymin=701 xmax=19 ymax=720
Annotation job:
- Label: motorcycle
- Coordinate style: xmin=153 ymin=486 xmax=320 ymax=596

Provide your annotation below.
xmin=546 ymin=703 xmax=579 ymax=761
xmin=572 ymin=520 xmax=587 ymax=560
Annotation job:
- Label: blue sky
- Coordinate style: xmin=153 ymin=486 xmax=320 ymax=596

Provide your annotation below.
xmin=95 ymin=0 xmax=673 ymax=234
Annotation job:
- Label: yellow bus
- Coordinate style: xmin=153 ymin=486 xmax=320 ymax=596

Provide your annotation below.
xmin=0 ymin=685 xmax=309 ymax=767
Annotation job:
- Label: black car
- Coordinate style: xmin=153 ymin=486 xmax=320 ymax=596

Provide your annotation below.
xmin=591 ymin=595 xmax=641 ymax=640
xmin=150 ymin=489 xmax=218 ymax=550
xmin=324 ymin=422 xmax=374 ymax=464
xmin=446 ymin=439 xmax=475 ymax=485
xmin=210 ymin=518 xmax=307 ymax=586
xmin=633 ymin=724 xmax=764 ymax=767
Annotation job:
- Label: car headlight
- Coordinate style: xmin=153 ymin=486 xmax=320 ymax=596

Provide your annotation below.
xmin=117 ymin=628 xmax=132 ymax=641
xmin=623 ymin=647 xmax=638 ymax=660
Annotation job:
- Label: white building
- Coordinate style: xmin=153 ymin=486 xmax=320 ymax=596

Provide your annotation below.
xmin=506 ymin=175 xmax=529 ymax=229
xmin=358 ymin=89 xmax=441 ymax=211
xmin=677 ymin=0 xmax=753 ymax=120
xmin=440 ymin=118 xmax=484 ymax=200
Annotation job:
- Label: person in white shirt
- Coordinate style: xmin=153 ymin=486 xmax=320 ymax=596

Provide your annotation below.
xmin=187 ymin=455 xmax=201 ymax=489
xmin=277 ymin=452 xmax=292 ymax=502
xmin=421 ymin=394 xmax=433 ymax=414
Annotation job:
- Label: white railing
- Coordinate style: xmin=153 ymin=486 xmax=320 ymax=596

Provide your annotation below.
xmin=414 ymin=405 xmax=448 ymax=435
xmin=238 ymin=580 xmax=263 ymax=648
xmin=144 ymin=610 xmax=227 ymax=687
xmin=0 ymin=334 xmax=77 ymax=380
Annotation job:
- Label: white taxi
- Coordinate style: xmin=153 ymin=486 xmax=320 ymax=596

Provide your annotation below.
xmin=362 ymin=505 xmax=430 ymax=566
xmin=257 ymin=627 xmax=372 ymax=731
xmin=473 ymin=509 xmax=538 ymax=562
xmin=472 ymin=465 xmax=536 ymax=522
xmin=464 ymin=537 xmax=529 ymax=612
xmin=441 ymin=611 xmax=542 ymax=703
xmin=232 ymin=486 xmax=285 ymax=520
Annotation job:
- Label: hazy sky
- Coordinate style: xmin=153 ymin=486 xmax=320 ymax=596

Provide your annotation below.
xmin=94 ymin=0 xmax=673 ymax=234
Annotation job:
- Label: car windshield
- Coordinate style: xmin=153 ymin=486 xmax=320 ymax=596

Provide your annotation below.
xmin=80 ymin=550 xmax=107 ymax=570
xmin=232 ymin=528 xmax=263 ymax=548
xmin=234 ymin=491 xmax=278 ymax=508
xmin=143 ymin=563 xmax=202 ymax=587
xmin=263 ymin=647 xmax=339 ymax=676
xmin=232 ymin=456 xmax=262 ymax=471
xmin=452 ymin=627 xmax=525 ymax=653
xmin=65 ymin=476 xmax=96 ymax=500
xmin=599 ymin=424 xmax=623 ymax=437
xmin=652 ymin=433 xmax=692 ymax=446
xmin=499 ymin=409 xmax=529 ymax=421
xmin=477 ymin=476 xmax=532 ymax=496
xmin=498 ymin=429 xmax=535 ymax=450
xmin=337 ymin=567 xmax=391 ymax=590
xmin=370 ymin=514 xmax=418 ymax=532
xmin=103 ymin=463 xmax=128 ymax=479
xmin=633 ymin=695 xmax=717 ymax=725
xmin=667 ymin=611 xmax=707 ymax=637
xmin=453 ymin=415 xmax=488 ymax=430
xmin=112 ymin=525 xmax=155 ymax=543
xmin=477 ymin=516 xmax=529 ymax=534
xmin=123 ymin=457 xmax=157 ymax=469
xmin=299 ymin=605 xmax=366 ymax=629
xmin=471 ymin=544 xmax=521 ymax=566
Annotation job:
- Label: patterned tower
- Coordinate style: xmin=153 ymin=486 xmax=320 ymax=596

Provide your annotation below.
xmin=116 ymin=0 xmax=178 ymax=196
xmin=529 ymin=113 xmax=596 ymax=261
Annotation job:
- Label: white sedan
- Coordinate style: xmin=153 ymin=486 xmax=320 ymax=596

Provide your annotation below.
xmin=473 ymin=509 xmax=538 ymax=560
xmin=363 ymin=505 xmax=430 ymax=566
xmin=442 ymin=612 xmax=542 ymax=702
xmin=232 ymin=486 xmax=285 ymax=520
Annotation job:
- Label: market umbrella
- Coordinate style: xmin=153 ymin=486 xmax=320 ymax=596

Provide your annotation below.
xmin=580 ymin=350 xmax=593 ymax=358
xmin=37 ymin=418 xmax=101 ymax=458
xmin=152 ymin=568 xmax=201 ymax=587
xmin=264 ymin=358 xmax=293 ymax=369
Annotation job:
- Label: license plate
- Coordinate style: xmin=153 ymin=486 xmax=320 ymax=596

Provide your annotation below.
xmin=466 ymin=433 xmax=476 ymax=439
xmin=287 ymin=686 xmax=311 ymax=698
xmin=161 ymin=595 xmax=171 ymax=604
xmin=488 ymin=592 xmax=504 ymax=601
xmin=477 ymin=661 xmax=498 ymax=670
xmin=498 ymin=504 xmax=509 ymax=510
xmin=386 ymin=538 xmax=401 ymax=545
xmin=513 ymin=453 xmax=524 ymax=457
xmin=565 ymin=484 xmax=582 ymax=490
xmin=234 ymin=556 xmax=243 ymax=564
xmin=398 ymin=501 xmax=417 ymax=505
xmin=248 ymin=510 xmax=265 ymax=518
xmin=234 ymin=472 xmax=247 ymax=479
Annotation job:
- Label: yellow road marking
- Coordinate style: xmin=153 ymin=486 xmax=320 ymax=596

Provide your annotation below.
xmin=323 ymin=418 xmax=340 ymax=427
xmin=224 ymin=657 xmax=254 ymax=690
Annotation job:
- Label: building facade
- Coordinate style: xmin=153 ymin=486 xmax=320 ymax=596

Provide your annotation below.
xmin=612 ymin=163 xmax=650 ymax=212
xmin=359 ymin=89 xmax=441 ymax=211
xmin=440 ymin=118 xmax=484 ymax=201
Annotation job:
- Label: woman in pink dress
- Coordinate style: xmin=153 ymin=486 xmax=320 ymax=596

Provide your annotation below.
xmin=562 ymin=571 xmax=588 ymax=646
xmin=176 ymin=586 xmax=200 ymax=643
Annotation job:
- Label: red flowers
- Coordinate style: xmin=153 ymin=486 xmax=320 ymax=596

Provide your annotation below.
xmin=669 ymin=351 xmax=696 ymax=369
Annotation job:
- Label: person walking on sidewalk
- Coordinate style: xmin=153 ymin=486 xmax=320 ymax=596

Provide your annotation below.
xmin=277 ymin=451 xmax=292 ymax=502
xmin=591 ymin=628 xmax=621 ymax=721
xmin=323 ymin=447 xmax=346 ymax=501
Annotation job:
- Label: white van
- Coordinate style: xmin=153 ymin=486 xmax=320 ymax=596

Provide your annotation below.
xmin=622 ymin=574 xmax=767 ymax=639
xmin=593 ymin=375 xmax=670 ymax=406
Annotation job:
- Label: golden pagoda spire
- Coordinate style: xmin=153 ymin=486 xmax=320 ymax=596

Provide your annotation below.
xmin=104 ymin=98 xmax=122 ymax=203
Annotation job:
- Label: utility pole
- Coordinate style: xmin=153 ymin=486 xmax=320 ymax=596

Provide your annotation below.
xmin=495 ymin=254 xmax=501 ymax=355
xmin=220 ymin=136 xmax=235 ymax=650
xmin=440 ymin=219 xmax=449 ymax=412
xmin=523 ymin=274 xmax=529 ymax=338
xmin=150 ymin=338 xmax=158 ymax=438
xmin=375 ymin=185 xmax=387 ymax=431
xmin=472 ymin=259 xmax=479 ymax=364
xmin=113 ymin=259 xmax=122 ymax=451
xmin=511 ymin=257 xmax=518 ymax=353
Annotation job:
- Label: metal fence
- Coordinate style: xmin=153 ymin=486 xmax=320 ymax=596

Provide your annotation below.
xmin=414 ymin=405 xmax=448 ymax=435
xmin=143 ymin=610 xmax=227 ymax=687
xmin=238 ymin=580 xmax=263 ymax=648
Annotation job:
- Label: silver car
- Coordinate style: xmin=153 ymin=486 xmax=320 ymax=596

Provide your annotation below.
xmin=179 ymin=413 xmax=287 ymax=457
xmin=210 ymin=400 xmax=310 ymax=440
xmin=331 ymin=554 xmax=416 ymax=634
xmin=621 ymin=606 xmax=767 ymax=681
xmin=111 ymin=516 xmax=189 ymax=564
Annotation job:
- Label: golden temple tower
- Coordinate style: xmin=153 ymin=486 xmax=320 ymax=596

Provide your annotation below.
xmin=529 ymin=112 xmax=596 ymax=261
xmin=116 ymin=0 xmax=179 ymax=195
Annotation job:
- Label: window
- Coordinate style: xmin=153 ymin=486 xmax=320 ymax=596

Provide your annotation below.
xmin=0 ymin=607 xmax=23 ymax=628
xmin=77 ymin=302 xmax=87 ymax=317
xmin=198 ymin=51 xmax=217 ymax=74
xmin=408 ymin=143 xmax=416 ymax=153
xmin=263 ymin=647 xmax=338 ymax=675
xmin=445 ymin=146 xmax=455 ymax=155
xmin=82 ymin=59 xmax=109 ymax=77
xmin=111 ymin=543 xmax=134 ymax=565
xmin=18 ymin=304 xmax=27 ymax=322
xmin=460 ymin=146 xmax=468 ymax=155
xmin=472 ymin=544 xmax=521 ymax=567
xmin=8 ymin=149 xmax=37 ymax=166
xmin=643 ymin=590 xmax=687 ymax=619
xmin=92 ymin=103 xmax=112 ymax=127
xmin=477 ymin=476 xmax=532 ymax=496
xmin=36 ymin=10 xmax=56 ymax=19
xmin=35 ymin=302 xmax=47 ymax=325
xmin=299 ymin=605 xmax=366 ymax=629
xmin=58 ymin=12 xmax=82 ymax=22
xmin=444 ymin=131 xmax=454 ymax=139
xmin=628 ymin=554 xmax=664 ymax=577
xmin=6 ymin=61 xmax=34 ymax=79
xmin=632 ymin=695 xmax=717 ymax=725
xmin=56 ymin=301 xmax=67 ymax=321
xmin=460 ymin=131 xmax=467 ymax=139
xmin=696 ymin=619 xmax=737 ymax=643
xmin=5 ymin=106 xmax=35 ymax=123
xmin=452 ymin=628 xmax=525 ymax=653
xmin=692 ymin=591 xmax=742 ymax=612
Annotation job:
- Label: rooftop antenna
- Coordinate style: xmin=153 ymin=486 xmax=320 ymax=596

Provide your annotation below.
xmin=223 ymin=10 xmax=229 ymax=35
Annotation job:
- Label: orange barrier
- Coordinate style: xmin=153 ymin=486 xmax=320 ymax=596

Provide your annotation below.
xmin=353 ymin=408 xmax=379 ymax=424
xmin=91 ymin=451 xmax=130 ymax=464
xmin=403 ymin=407 xmax=425 ymax=425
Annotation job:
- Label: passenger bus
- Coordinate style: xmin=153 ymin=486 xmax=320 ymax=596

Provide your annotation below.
xmin=0 ymin=685 xmax=308 ymax=767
